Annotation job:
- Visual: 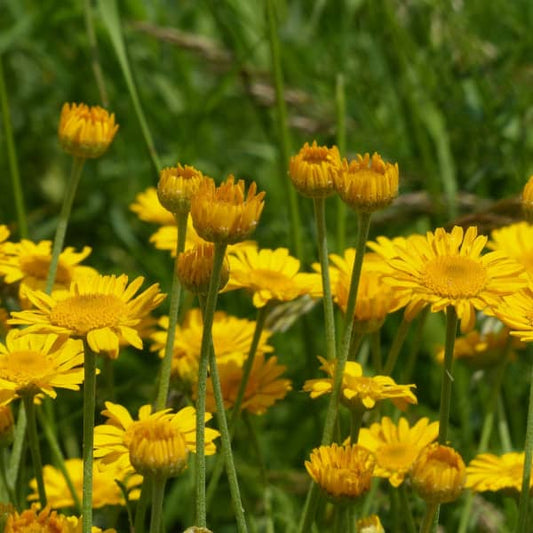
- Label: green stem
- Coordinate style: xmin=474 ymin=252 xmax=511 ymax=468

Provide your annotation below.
xmin=313 ymin=197 xmax=337 ymax=362
xmin=149 ymin=475 xmax=166 ymax=533
xmin=82 ymin=342 xmax=97 ymax=533
xmin=383 ymin=317 xmax=411 ymax=375
xmin=265 ymin=0 xmax=303 ymax=260
xmin=516 ymin=356 xmax=533 ymax=532
xmin=497 ymin=396 xmax=513 ymax=452
xmin=419 ymin=502 xmax=438 ymax=533
xmin=7 ymin=403 xmax=26 ymax=509
xmin=335 ymin=73 xmax=347 ymax=254
xmin=155 ymin=211 xmax=188 ymax=410
xmin=361 ymin=478 xmax=379 ymax=517
xmin=134 ymin=481 xmax=151 ymax=533
xmin=195 ymin=242 xmax=227 ymax=528
xmin=22 ymin=395 xmax=46 ymax=508
xmin=346 ymin=503 xmax=356 ymax=533
xmin=399 ymin=484 xmax=417 ymax=533
xmin=438 ymin=306 xmax=458 ymax=444
xmin=0 ymin=450 xmax=15 ymax=504
xmin=45 ymin=156 xmax=85 ymax=295
xmin=0 ymin=56 xmax=27 ymax=238
xmin=350 ymin=407 xmax=365 ymax=444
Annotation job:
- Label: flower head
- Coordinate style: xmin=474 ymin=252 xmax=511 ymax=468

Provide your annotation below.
xmin=335 ymin=153 xmax=399 ymax=212
xmin=10 ymin=274 xmax=165 ymax=359
xmin=94 ymin=402 xmax=219 ymax=477
xmin=357 ymin=417 xmax=439 ymax=487
xmin=489 ymin=222 xmax=533 ymax=279
xmin=288 ymin=141 xmax=341 ymax=198
xmin=493 ymin=284 xmax=533 ymax=343
xmin=357 ymin=515 xmax=385 ymax=533
xmin=130 ymin=187 xmax=176 ymax=226
xmin=191 ymin=176 xmax=265 ymax=244
xmin=58 ymin=103 xmax=118 ymax=159
xmin=411 ymin=443 xmax=466 ymax=504
xmin=303 ymin=356 xmax=417 ymax=411
xmin=305 ymin=443 xmax=375 ymax=501
xmin=157 ymin=164 xmax=208 ymax=215
xmin=522 ymin=176 xmax=533 ymax=222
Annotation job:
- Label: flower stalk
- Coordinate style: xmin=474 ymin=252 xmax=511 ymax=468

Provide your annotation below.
xmin=149 ymin=475 xmax=167 ymax=533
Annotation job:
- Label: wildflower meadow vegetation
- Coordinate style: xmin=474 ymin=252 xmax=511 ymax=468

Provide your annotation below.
xmin=1 ymin=1 xmax=533 ymax=532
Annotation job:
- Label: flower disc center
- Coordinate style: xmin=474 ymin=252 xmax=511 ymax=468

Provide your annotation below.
xmin=378 ymin=443 xmax=418 ymax=471
xmin=20 ymin=255 xmax=71 ymax=284
xmin=1 ymin=350 xmax=53 ymax=384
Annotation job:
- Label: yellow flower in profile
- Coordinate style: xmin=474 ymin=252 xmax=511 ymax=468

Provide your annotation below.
xmin=357 ymin=417 xmax=439 ymax=487
xmin=58 ymin=103 xmax=118 ymax=159
xmin=522 ymin=175 xmax=533 ymax=222
xmin=10 ymin=275 xmax=165 ymax=359
xmin=305 ymin=443 xmax=375 ymax=501
xmin=466 ymin=452 xmax=533 ymax=493
xmin=335 ymin=152 xmax=399 ymax=212
xmin=493 ymin=285 xmax=533 ymax=343
xmin=130 ymin=187 xmax=176 ymax=226
xmin=225 ymin=246 xmax=317 ymax=307
xmin=357 ymin=515 xmax=385 ymax=533
xmin=157 ymin=164 xmax=208 ymax=215
xmin=150 ymin=309 xmax=274 ymax=382
xmin=289 ymin=141 xmax=341 ymax=198
xmin=191 ymin=176 xmax=265 ymax=244
xmin=28 ymin=458 xmax=142 ymax=509
xmin=411 ymin=443 xmax=466 ymax=504
xmin=94 ymin=402 xmax=219 ymax=477
xmin=0 ymin=331 xmax=84 ymax=401
xmin=377 ymin=226 xmax=527 ymax=332
xmin=303 ymin=356 xmax=417 ymax=411
xmin=201 ymin=352 xmax=291 ymax=415
xmin=488 ymin=222 xmax=533 ymax=279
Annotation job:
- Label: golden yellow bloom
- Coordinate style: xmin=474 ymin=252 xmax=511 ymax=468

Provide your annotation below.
xmin=201 ymin=352 xmax=291 ymax=415
xmin=357 ymin=417 xmax=439 ymax=487
xmin=288 ymin=141 xmax=341 ymax=198
xmin=10 ymin=274 xmax=165 ymax=359
xmin=305 ymin=443 xmax=375 ymax=501
xmin=191 ymin=176 xmax=265 ymax=244
xmin=130 ymin=187 xmax=176 ymax=226
xmin=489 ymin=222 xmax=533 ymax=279
xmin=357 ymin=515 xmax=385 ymax=533
xmin=225 ymin=246 xmax=318 ymax=307
xmin=157 ymin=164 xmax=207 ymax=215
xmin=177 ymin=243 xmax=230 ymax=294
xmin=411 ymin=443 xmax=466 ymax=504
xmin=377 ymin=226 xmax=527 ymax=332
xmin=94 ymin=402 xmax=219 ymax=476
xmin=0 ymin=331 xmax=84 ymax=401
xmin=150 ymin=309 xmax=274 ymax=382
xmin=493 ymin=284 xmax=533 ymax=343
xmin=0 ymin=404 xmax=14 ymax=446
xmin=466 ymin=452 xmax=533 ymax=493
xmin=522 ymin=175 xmax=533 ymax=222
xmin=28 ymin=458 xmax=142 ymax=509
xmin=58 ymin=103 xmax=118 ymax=159
xmin=303 ymin=356 xmax=417 ymax=411
xmin=335 ymin=153 xmax=399 ymax=212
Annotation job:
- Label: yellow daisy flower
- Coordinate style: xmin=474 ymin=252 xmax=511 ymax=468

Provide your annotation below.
xmin=303 ymin=356 xmax=417 ymax=411
xmin=376 ymin=226 xmax=526 ymax=332
xmin=305 ymin=443 xmax=375 ymax=501
xmin=58 ymin=102 xmax=118 ymax=159
xmin=0 ymin=330 xmax=84 ymax=401
xmin=224 ymin=246 xmax=318 ymax=308
xmin=493 ymin=284 xmax=533 ymax=343
xmin=488 ymin=222 xmax=533 ymax=279
xmin=130 ymin=187 xmax=176 ymax=226
xmin=157 ymin=164 xmax=208 ymax=215
xmin=201 ymin=352 xmax=291 ymax=415
xmin=9 ymin=274 xmax=165 ymax=359
xmin=357 ymin=417 xmax=439 ymax=487
xmin=466 ymin=452 xmax=533 ymax=493
xmin=94 ymin=402 xmax=219 ymax=477
xmin=28 ymin=458 xmax=142 ymax=509
xmin=150 ymin=309 xmax=274 ymax=382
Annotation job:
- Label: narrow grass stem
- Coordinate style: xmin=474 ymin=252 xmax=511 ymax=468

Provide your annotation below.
xmin=349 ymin=406 xmax=365 ymax=444
xmin=82 ymin=342 xmax=97 ymax=533
xmin=195 ymin=242 xmax=227 ymax=528
xmin=22 ymin=394 xmax=46 ymax=508
xmin=383 ymin=318 xmax=411 ymax=375
xmin=419 ymin=502 xmax=438 ymax=533
xmin=399 ymin=484 xmax=417 ymax=533
xmin=0 ymin=450 xmax=15 ymax=504
xmin=155 ymin=212 xmax=188 ymax=410
xmin=149 ymin=475 xmax=167 ymax=533
xmin=335 ymin=72 xmax=347 ymax=253
xmin=313 ymin=197 xmax=337 ymax=362
xmin=134 ymin=481 xmax=151 ymax=533
xmin=45 ymin=156 xmax=85 ymax=295
xmin=7 ymin=404 xmax=26 ymax=509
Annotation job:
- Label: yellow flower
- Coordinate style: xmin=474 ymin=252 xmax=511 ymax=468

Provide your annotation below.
xmin=177 ymin=243 xmax=230 ymax=295
xmin=0 ymin=331 xmax=84 ymax=401
xmin=0 ymin=224 xmax=10 ymax=244
xmin=201 ymin=352 xmax=291 ymax=415
xmin=357 ymin=515 xmax=385 ymax=533
xmin=94 ymin=402 xmax=219 ymax=476
xmin=303 ymin=356 xmax=417 ymax=411
xmin=10 ymin=274 xmax=165 ymax=359
xmin=157 ymin=164 xmax=208 ymax=215
xmin=488 ymin=222 xmax=533 ymax=279
xmin=58 ymin=103 xmax=118 ymax=159
xmin=335 ymin=152 xmax=399 ymax=212
xmin=225 ymin=246 xmax=318 ymax=307
xmin=28 ymin=458 xmax=142 ymax=509
xmin=357 ymin=417 xmax=439 ymax=487
xmin=149 ymin=218 xmax=208 ymax=257
xmin=305 ymin=443 xmax=375 ymax=501
xmin=493 ymin=284 xmax=533 ymax=343
xmin=522 ymin=175 xmax=533 ymax=222
xmin=377 ymin=226 xmax=526 ymax=332
xmin=466 ymin=452 xmax=533 ymax=493
xmin=150 ymin=309 xmax=274 ymax=382
xmin=411 ymin=443 xmax=466 ymax=504
xmin=130 ymin=187 xmax=176 ymax=226
xmin=191 ymin=176 xmax=265 ymax=244
xmin=288 ymin=141 xmax=341 ymax=198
